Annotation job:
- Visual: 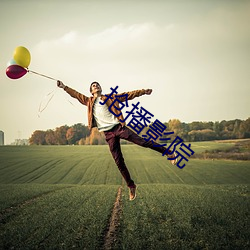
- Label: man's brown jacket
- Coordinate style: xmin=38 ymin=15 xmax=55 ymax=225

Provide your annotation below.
xmin=64 ymin=86 xmax=146 ymax=130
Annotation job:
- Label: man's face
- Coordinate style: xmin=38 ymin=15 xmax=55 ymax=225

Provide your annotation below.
xmin=91 ymin=82 xmax=102 ymax=95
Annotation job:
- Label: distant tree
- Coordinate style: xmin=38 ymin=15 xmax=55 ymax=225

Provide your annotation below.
xmin=45 ymin=129 xmax=57 ymax=145
xmin=199 ymin=121 xmax=213 ymax=130
xmin=189 ymin=121 xmax=204 ymax=131
xmin=225 ymin=120 xmax=235 ymax=132
xmin=55 ymin=125 xmax=69 ymax=145
xmin=78 ymin=138 xmax=86 ymax=145
xmin=233 ymin=119 xmax=242 ymax=138
xmin=85 ymin=136 xmax=90 ymax=145
xmin=188 ymin=129 xmax=216 ymax=141
xmin=88 ymin=128 xmax=106 ymax=145
xmin=213 ymin=121 xmax=221 ymax=138
xmin=66 ymin=127 xmax=75 ymax=145
xmin=92 ymin=137 xmax=99 ymax=145
xmin=66 ymin=123 xmax=90 ymax=145
xmin=188 ymin=130 xmax=199 ymax=141
xmin=29 ymin=130 xmax=46 ymax=145
xmin=167 ymin=119 xmax=182 ymax=140
xmin=168 ymin=119 xmax=182 ymax=133
xmin=179 ymin=122 xmax=189 ymax=141
xmin=239 ymin=118 xmax=250 ymax=138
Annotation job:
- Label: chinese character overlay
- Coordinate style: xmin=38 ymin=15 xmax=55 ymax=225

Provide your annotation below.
xmin=100 ymin=86 xmax=195 ymax=168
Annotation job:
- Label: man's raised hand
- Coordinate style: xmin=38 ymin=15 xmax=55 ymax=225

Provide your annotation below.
xmin=145 ymin=89 xmax=152 ymax=95
xmin=57 ymin=80 xmax=65 ymax=89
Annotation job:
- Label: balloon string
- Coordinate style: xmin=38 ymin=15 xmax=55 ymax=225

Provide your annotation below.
xmin=37 ymin=90 xmax=79 ymax=117
xmin=38 ymin=88 xmax=58 ymax=118
xmin=28 ymin=69 xmax=58 ymax=81
xmin=67 ymin=99 xmax=75 ymax=106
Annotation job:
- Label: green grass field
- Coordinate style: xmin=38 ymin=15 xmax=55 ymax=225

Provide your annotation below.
xmin=0 ymin=141 xmax=249 ymax=249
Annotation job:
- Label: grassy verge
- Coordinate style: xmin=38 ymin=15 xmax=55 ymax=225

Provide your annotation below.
xmin=193 ymin=139 xmax=250 ymax=160
xmin=119 ymin=184 xmax=250 ymax=249
xmin=0 ymin=184 xmax=119 ymax=249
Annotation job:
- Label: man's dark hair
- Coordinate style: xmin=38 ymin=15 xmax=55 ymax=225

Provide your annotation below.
xmin=90 ymin=81 xmax=100 ymax=93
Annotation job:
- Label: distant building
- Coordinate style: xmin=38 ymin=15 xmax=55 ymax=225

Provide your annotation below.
xmin=0 ymin=131 xmax=4 ymax=145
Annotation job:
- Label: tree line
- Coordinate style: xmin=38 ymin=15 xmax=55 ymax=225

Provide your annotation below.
xmin=29 ymin=118 xmax=250 ymax=145
xmin=165 ymin=118 xmax=250 ymax=142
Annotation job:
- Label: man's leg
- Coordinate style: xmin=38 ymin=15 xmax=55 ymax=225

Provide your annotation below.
xmin=104 ymin=129 xmax=135 ymax=188
xmin=117 ymin=125 xmax=177 ymax=165
xmin=118 ymin=125 xmax=168 ymax=155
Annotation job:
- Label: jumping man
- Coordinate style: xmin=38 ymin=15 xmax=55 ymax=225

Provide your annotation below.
xmin=57 ymin=81 xmax=177 ymax=201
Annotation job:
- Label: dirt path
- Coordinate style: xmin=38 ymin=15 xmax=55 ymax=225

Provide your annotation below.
xmin=103 ymin=186 xmax=123 ymax=250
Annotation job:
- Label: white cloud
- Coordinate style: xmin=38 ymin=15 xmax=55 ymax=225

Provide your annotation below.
xmin=33 ymin=23 xmax=154 ymax=50
xmin=86 ymin=23 xmax=153 ymax=50
xmin=32 ymin=23 xmax=159 ymax=63
xmin=59 ymin=31 xmax=78 ymax=44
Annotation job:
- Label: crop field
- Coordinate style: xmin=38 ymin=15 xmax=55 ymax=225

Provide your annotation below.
xmin=0 ymin=141 xmax=249 ymax=249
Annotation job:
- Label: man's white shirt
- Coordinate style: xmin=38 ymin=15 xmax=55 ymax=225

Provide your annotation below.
xmin=93 ymin=97 xmax=119 ymax=132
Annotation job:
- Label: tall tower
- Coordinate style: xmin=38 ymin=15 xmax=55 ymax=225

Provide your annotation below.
xmin=0 ymin=131 xmax=4 ymax=145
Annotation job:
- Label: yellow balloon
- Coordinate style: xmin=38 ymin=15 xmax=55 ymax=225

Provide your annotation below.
xmin=13 ymin=46 xmax=31 ymax=68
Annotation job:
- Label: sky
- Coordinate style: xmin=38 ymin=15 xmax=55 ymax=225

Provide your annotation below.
xmin=0 ymin=0 xmax=249 ymax=144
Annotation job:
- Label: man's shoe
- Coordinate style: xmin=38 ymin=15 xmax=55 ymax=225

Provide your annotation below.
xmin=129 ymin=186 xmax=137 ymax=201
xmin=169 ymin=152 xmax=178 ymax=165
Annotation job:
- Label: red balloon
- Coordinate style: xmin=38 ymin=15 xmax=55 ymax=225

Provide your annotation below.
xmin=6 ymin=65 xmax=27 ymax=79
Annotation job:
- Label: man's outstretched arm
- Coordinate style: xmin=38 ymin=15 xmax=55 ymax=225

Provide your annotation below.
xmin=57 ymin=80 xmax=89 ymax=106
xmin=115 ymin=88 xmax=153 ymax=102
